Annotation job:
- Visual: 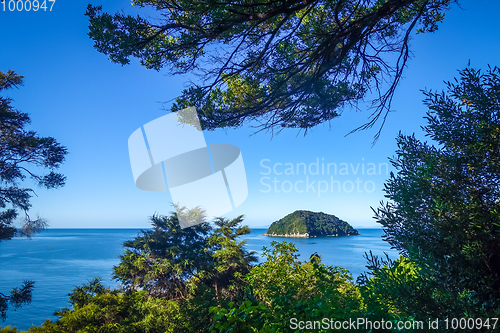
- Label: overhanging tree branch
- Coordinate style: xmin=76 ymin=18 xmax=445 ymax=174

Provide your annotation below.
xmin=86 ymin=0 xmax=454 ymax=139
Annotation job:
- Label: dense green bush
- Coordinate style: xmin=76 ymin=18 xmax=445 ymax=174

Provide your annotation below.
xmin=211 ymin=241 xmax=363 ymax=332
xmin=20 ymin=214 xmax=256 ymax=333
xmin=374 ymin=66 xmax=500 ymax=322
xmin=27 ymin=283 xmax=181 ymax=333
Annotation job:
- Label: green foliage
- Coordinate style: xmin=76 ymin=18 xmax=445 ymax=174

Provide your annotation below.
xmin=209 ymin=300 xmax=277 ymax=333
xmin=0 ymin=70 xmax=67 ymax=241
xmin=358 ymin=252 xmax=499 ymax=332
xmin=86 ymin=0 xmax=453 ymax=136
xmin=26 ymin=279 xmax=183 ymax=333
xmin=113 ymin=213 xmax=213 ymax=299
xmin=374 ymin=66 xmax=500 ymax=318
xmin=211 ymin=241 xmax=363 ymax=332
xmin=266 ymin=210 xmax=358 ymax=236
xmin=203 ymin=216 xmax=257 ymax=300
xmin=0 ymin=281 xmax=35 ymax=321
xmin=179 ymin=216 xmax=258 ymax=332
xmin=27 ymin=213 xmax=257 ymax=332
xmin=17 ymin=66 xmax=500 ymax=332
xmin=113 ymin=213 xmax=256 ymax=303
xmin=358 ymin=254 xmax=440 ymax=331
xmin=0 ymin=70 xmax=67 ymax=321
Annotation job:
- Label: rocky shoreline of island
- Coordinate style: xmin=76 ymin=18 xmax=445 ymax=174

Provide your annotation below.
xmin=263 ymin=233 xmax=310 ymax=237
xmin=263 ymin=232 xmax=354 ymax=238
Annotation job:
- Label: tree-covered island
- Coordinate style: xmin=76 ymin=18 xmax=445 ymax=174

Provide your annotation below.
xmin=264 ymin=210 xmax=359 ymax=238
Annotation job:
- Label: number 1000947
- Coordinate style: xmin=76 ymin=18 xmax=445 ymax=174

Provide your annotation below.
xmin=1 ymin=0 xmax=55 ymax=11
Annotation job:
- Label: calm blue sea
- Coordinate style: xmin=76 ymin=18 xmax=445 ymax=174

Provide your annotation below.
xmin=0 ymin=228 xmax=398 ymax=331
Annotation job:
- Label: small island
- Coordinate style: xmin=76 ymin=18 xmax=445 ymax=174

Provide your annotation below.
xmin=264 ymin=210 xmax=359 ymax=238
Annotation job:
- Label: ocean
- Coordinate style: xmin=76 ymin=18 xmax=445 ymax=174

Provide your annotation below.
xmin=0 ymin=228 xmax=398 ymax=331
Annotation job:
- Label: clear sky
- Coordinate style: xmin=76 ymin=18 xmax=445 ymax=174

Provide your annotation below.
xmin=0 ymin=0 xmax=499 ymax=228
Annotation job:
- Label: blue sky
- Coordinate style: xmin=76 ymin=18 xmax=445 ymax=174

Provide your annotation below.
xmin=0 ymin=0 xmax=499 ymax=228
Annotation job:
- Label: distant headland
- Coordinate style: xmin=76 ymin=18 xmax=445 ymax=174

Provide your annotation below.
xmin=264 ymin=210 xmax=359 ymax=238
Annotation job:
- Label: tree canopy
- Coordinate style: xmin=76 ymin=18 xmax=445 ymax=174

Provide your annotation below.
xmin=86 ymin=0 xmax=453 ymax=138
xmin=113 ymin=213 xmax=256 ymax=302
xmin=374 ymin=66 xmax=500 ymax=318
xmin=0 ymin=70 xmax=67 ymax=241
xmin=0 ymin=70 xmax=68 ymax=321
xmin=21 ymin=213 xmax=258 ymax=333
